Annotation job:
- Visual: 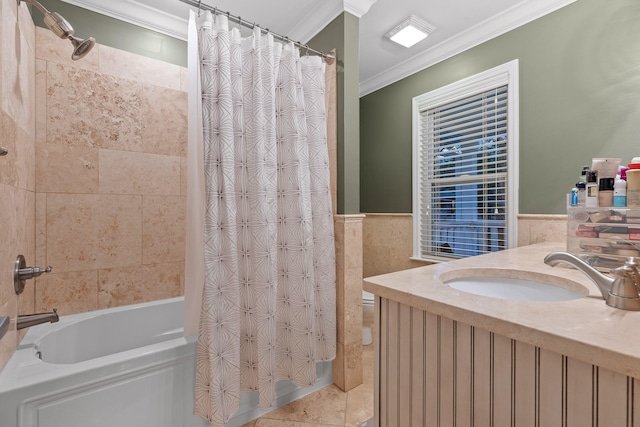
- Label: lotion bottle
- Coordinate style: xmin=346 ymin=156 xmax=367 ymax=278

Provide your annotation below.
xmin=613 ymin=168 xmax=627 ymax=207
xmin=585 ymin=170 xmax=598 ymax=207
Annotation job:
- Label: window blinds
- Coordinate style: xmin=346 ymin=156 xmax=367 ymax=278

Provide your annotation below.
xmin=418 ymin=85 xmax=509 ymax=259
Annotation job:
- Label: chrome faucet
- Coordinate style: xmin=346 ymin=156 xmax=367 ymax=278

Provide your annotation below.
xmin=17 ymin=309 xmax=59 ymax=330
xmin=544 ymin=252 xmax=640 ymax=310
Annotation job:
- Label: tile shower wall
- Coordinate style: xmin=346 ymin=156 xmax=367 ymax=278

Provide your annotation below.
xmin=0 ymin=0 xmax=36 ymax=370
xmin=33 ymin=27 xmax=187 ymax=315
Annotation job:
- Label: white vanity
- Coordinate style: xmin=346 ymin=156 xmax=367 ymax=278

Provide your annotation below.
xmin=363 ymin=242 xmax=640 ymax=427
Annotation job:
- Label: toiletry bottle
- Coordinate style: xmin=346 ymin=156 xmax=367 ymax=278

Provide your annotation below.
xmin=627 ymin=160 xmax=640 ymax=207
xmin=585 ymin=170 xmax=598 ymax=207
xmin=576 ymin=182 xmax=586 ymax=205
xmin=570 ymin=187 xmax=579 ymax=206
xmin=598 ymin=177 xmax=614 ymax=207
xmin=613 ymin=168 xmax=628 ymax=207
xmin=579 ymin=165 xmax=589 ymax=183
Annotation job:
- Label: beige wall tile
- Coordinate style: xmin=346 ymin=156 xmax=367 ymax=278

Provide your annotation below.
xmin=47 ymin=63 xmax=143 ymax=151
xmin=343 ymin=219 xmax=363 ymax=270
xmin=333 ymin=342 xmax=345 ymax=391
xmin=15 ymin=124 xmax=35 ymax=191
xmin=98 ymin=262 xmax=183 ymax=309
xmin=35 ymin=270 xmax=98 ymax=315
xmin=343 ymin=267 xmax=363 ymax=346
xmin=141 ymin=84 xmax=187 ymax=156
xmin=334 ymin=218 xmax=345 ymax=272
xmin=0 ymin=111 xmax=18 ymax=187
xmin=180 ymin=156 xmax=187 ymax=196
xmin=0 ymin=0 xmax=36 ymax=373
xmin=517 ymin=214 xmax=568 ymax=246
xmin=142 ymin=195 xmax=185 ymax=264
xmin=518 ymin=219 xmax=532 ymax=247
xmin=35 ymin=27 xmax=99 ymax=70
xmin=35 ymin=192 xmax=46 ymax=266
xmin=343 ymin=341 xmax=364 ymax=391
xmin=179 ymin=67 xmax=188 ymax=92
xmin=99 ymin=45 xmax=181 ymax=90
xmin=35 ymin=59 xmax=46 ymax=146
xmin=529 ymin=219 xmax=567 ymax=244
xmin=36 ymin=144 xmax=99 ymax=193
xmin=16 ymin=1 xmax=34 ymax=57
xmin=46 ymin=194 xmax=142 ymax=272
xmin=363 ymin=214 xmax=430 ymax=278
xmin=0 ymin=183 xmax=17 ymax=307
xmin=2 ymin=2 xmax=35 ymax=133
xmin=99 ymin=150 xmax=181 ymax=195
xmin=335 ymin=266 xmax=344 ymax=344
xmin=0 ymin=295 xmax=18 ymax=370
xmin=15 ymin=186 xmax=35 ymax=276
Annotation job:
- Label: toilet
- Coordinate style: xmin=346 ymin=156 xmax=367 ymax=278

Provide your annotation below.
xmin=362 ymin=290 xmax=375 ymax=345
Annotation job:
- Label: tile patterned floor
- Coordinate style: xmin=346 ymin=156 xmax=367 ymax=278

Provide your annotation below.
xmin=240 ymin=343 xmax=374 ymax=427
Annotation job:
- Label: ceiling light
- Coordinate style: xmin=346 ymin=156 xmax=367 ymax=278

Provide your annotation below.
xmin=385 ymin=15 xmax=435 ymax=48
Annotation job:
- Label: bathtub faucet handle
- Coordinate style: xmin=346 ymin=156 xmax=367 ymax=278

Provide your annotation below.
xmin=21 ymin=265 xmax=53 ymax=279
xmin=14 ymin=255 xmax=52 ymax=295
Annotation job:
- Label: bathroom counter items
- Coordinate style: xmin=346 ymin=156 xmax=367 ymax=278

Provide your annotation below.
xmin=567 ymin=206 xmax=640 ymax=270
xmin=363 ymin=242 xmax=640 ymax=379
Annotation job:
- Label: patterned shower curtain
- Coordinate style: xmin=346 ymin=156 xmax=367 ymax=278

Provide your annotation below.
xmin=188 ymin=11 xmax=336 ymax=427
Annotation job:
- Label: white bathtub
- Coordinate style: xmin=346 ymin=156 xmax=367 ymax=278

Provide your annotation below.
xmin=0 ymin=297 xmax=332 ymax=427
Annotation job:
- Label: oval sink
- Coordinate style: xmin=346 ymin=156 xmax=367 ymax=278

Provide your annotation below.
xmin=440 ymin=269 xmax=589 ymax=301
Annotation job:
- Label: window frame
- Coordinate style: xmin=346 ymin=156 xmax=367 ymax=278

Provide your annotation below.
xmin=411 ymin=60 xmax=520 ymax=263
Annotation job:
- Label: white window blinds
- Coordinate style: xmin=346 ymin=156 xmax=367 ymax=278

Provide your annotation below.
xmin=412 ymin=61 xmax=518 ymax=261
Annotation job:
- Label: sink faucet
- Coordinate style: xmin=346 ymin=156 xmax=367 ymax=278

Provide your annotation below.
xmin=544 ymin=252 xmax=640 ymax=310
xmin=17 ymin=309 xmax=59 ymax=330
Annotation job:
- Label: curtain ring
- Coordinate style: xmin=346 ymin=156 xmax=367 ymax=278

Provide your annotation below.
xmin=197 ymin=0 xmax=202 ymax=16
xmin=305 ymin=45 xmax=310 ymax=57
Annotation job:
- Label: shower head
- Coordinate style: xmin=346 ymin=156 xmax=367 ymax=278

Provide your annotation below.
xmin=69 ymin=35 xmax=96 ymax=60
xmin=18 ymin=0 xmax=96 ymax=61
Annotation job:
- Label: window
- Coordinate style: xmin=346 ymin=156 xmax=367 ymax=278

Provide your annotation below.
xmin=412 ymin=60 xmax=519 ymax=262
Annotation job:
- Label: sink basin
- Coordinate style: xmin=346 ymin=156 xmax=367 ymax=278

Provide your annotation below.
xmin=441 ymin=269 xmax=589 ymax=301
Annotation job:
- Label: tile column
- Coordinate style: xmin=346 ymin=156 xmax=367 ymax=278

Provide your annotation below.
xmin=333 ymin=214 xmax=365 ymax=392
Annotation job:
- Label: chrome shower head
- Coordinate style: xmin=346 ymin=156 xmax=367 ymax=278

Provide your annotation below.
xmin=18 ymin=0 xmax=96 ymax=61
xmin=69 ymin=35 xmax=95 ymax=60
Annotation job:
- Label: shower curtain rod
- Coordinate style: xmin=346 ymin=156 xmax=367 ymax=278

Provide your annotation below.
xmin=179 ymin=0 xmax=335 ymax=64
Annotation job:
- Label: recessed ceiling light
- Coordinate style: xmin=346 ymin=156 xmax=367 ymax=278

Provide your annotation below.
xmin=385 ymin=15 xmax=435 ymax=48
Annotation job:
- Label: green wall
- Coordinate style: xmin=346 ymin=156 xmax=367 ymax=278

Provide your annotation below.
xmin=360 ymin=0 xmax=640 ymax=214
xmin=310 ymin=13 xmax=361 ymax=214
xmin=33 ymin=0 xmax=187 ymax=66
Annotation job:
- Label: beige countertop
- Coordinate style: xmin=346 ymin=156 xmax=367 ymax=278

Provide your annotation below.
xmin=363 ymin=242 xmax=640 ymax=379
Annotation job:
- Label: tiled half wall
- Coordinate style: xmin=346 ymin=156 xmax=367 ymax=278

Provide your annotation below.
xmin=363 ymin=213 xmax=568 ymax=278
xmin=33 ymin=27 xmax=188 ymax=315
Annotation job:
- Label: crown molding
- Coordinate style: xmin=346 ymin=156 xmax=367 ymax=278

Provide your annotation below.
xmin=360 ymin=0 xmax=576 ymax=96
xmin=61 ymin=0 xmax=189 ymax=40
xmin=62 ymin=0 xmax=354 ymax=44
xmin=287 ymin=0 xmax=346 ymax=43
xmin=343 ymin=0 xmax=377 ymax=18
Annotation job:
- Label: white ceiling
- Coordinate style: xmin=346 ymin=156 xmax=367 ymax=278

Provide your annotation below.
xmin=62 ymin=0 xmax=575 ymax=96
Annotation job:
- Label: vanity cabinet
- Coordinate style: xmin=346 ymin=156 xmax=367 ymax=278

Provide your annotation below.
xmin=374 ymin=296 xmax=639 ymax=427
xmin=364 ymin=243 xmax=640 ymax=427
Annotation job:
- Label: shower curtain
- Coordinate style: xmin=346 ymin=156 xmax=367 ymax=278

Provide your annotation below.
xmin=185 ymin=11 xmax=336 ymax=427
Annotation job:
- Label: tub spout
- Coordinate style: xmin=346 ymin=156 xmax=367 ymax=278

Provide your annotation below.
xmin=544 ymin=252 xmax=640 ymax=310
xmin=17 ymin=309 xmax=59 ymax=330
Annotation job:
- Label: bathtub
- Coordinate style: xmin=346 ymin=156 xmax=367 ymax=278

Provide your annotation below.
xmin=0 ymin=297 xmax=332 ymax=427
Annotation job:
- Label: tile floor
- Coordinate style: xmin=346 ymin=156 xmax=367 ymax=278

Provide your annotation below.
xmin=240 ymin=343 xmax=374 ymax=427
